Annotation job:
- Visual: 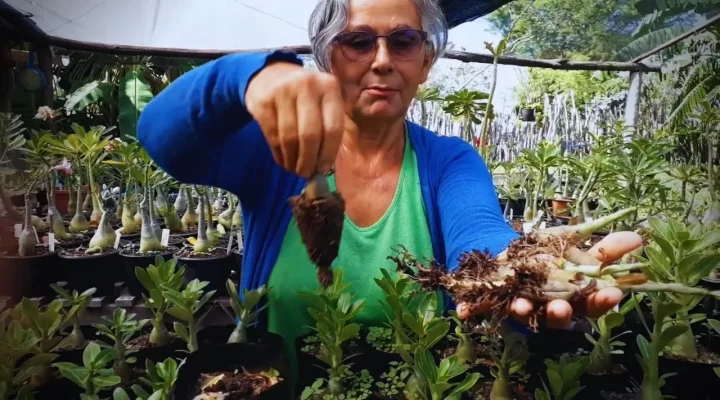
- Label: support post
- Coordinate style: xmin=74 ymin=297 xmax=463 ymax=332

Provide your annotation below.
xmin=623 ymin=72 xmax=643 ymax=141
xmin=36 ymin=44 xmax=54 ymax=107
xmin=0 ymin=39 xmax=12 ymax=112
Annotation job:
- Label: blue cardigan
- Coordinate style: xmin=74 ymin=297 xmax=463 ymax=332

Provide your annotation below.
xmin=137 ymin=50 xmax=520 ymax=313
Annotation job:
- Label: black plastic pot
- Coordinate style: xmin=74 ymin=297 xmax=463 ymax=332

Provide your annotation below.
xmin=520 ymin=108 xmax=536 ymax=122
xmin=55 ymin=235 xmax=91 ymax=249
xmin=295 ymin=334 xmax=330 ymax=391
xmin=0 ymin=250 xmax=61 ymax=299
xmin=507 ymin=198 xmax=526 ymax=218
xmin=657 ymin=356 xmax=720 ymax=399
xmin=120 ymin=246 xmax=179 ymax=297
xmin=172 ymin=328 xmax=289 ymax=400
xmin=578 ymin=365 xmax=635 ymax=400
xmin=59 ymin=249 xmax=122 ymax=297
xmin=527 ymin=325 xmax=593 ymax=357
xmin=175 ymin=252 xmax=234 ymax=296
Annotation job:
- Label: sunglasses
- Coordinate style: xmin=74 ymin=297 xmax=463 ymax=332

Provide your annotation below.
xmin=333 ymin=29 xmax=428 ymax=62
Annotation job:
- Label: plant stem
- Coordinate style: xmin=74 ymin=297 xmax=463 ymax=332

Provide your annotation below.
xmin=188 ymin=319 xmax=198 ymax=353
xmin=150 ymin=317 xmax=169 ymax=346
xmin=563 ymin=262 xmax=647 ymax=277
xmin=641 ymin=298 xmax=663 ymax=400
xmin=623 ymin=283 xmax=720 ymax=299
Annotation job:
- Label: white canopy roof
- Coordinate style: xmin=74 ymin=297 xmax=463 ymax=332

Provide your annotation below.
xmin=6 ymin=0 xmax=319 ymax=51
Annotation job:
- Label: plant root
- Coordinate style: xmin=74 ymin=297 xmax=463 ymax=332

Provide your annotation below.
xmin=389 ymin=233 xmax=602 ymax=331
xmin=289 ymin=189 xmax=345 ymax=288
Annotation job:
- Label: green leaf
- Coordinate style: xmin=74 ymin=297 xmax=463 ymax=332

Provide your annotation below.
xmin=92 ymin=374 xmax=122 ymax=388
xmin=167 ymin=307 xmax=192 ymax=322
xmin=113 ymin=387 xmax=131 ymax=400
xmin=657 ymin=325 xmax=690 ymax=351
xmin=339 ymin=324 xmax=360 ymax=343
xmin=414 ymin=347 xmax=438 ymax=384
xmin=118 ymin=68 xmax=154 ymax=138
xmin=54 ymin=363 xmax=90 ymax=389
xmin=65 ymin=81 xmax=114 ymax=111
xmin=447 ymin=372 xmax=481 ymax=396
xmin=687 ymin=254 xmax=720 ymax=285
xmin=83 ymin=342 xmax=102 ymax=369
xmin=20 ymin=353 xmax=59 ymax=369
xmin=603 ymin=312 xmax=625 ymax=330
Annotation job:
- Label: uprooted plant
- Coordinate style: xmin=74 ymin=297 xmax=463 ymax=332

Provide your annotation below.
xmin=135 ymin=256 xmax=185 ymax=346
xmin=391 ymin=208 xmax=720 ymax=333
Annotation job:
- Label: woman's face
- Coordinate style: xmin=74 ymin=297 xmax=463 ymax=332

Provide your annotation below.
xmin=329 ymin=0 xmax=433 ymax=123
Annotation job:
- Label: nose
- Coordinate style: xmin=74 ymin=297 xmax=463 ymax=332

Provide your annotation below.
xmin=371 ymin=37 xmax=393 ymax=74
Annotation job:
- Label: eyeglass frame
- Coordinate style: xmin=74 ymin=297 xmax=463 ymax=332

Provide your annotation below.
xmin=331 ymin=28 xmax=430 ymax=62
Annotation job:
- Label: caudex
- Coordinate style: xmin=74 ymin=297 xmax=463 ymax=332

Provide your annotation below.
xmin=392 ymin=207 xmax=720 ymax=332
xmin=289 ymin=173 xmax=345 ymax=288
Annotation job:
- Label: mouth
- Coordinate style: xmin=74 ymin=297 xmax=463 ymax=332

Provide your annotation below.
xmin=365 ymin=86 xmax=397 ymax=96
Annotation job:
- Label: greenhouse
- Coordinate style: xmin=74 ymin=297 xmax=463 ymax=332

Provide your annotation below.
xmin=0 ymin=0 xmax=718 ymax=399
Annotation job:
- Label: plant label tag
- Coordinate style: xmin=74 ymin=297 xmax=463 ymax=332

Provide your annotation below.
xmin=32 ymin=227 xmax=39 ymax=242
xmin=237 ymin=229 xmax=244 ymax=252
xmin=114 ymin=234 xmax=121 ymax=249
xmin=509 ymin=209 xmax=514 ymax=220
xmin=522 ymin=223 xmax=533 ymax=234
xmin=14 ymin=224 xmax=22 ymax=238
xmin=226 ymin=234 xmax=233 ymax=255
xmin=48 ymin=233 xmax=55 ymax=252
xmin=539 ymin=221 xmax=547 ymax=230
xmin=585 ymin=216 xmax=594 ymax=223
xmin=161 ymin=229 xmax=170 ymax=247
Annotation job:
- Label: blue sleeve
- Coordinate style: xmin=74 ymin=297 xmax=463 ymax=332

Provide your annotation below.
xmin=137 ymin=50 xmax=303 ymax=198
xmin=437 ymin=139 xmax=520 ymax=270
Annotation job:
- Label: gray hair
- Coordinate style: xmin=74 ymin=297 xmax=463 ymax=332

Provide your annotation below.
xmin=308 ymin=0 xmax=448 ymax=72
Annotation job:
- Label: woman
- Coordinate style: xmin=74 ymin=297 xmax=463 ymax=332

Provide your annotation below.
xmin=138 ymin=0 xmax=640 ymax=379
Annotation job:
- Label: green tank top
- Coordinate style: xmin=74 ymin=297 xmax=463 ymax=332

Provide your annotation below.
xmin=267 ymin=130 xmax=438 ymax=383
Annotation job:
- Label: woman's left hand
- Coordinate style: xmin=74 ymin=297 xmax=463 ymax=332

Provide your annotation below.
xmin=456 ymin=231 xmax=644 ymax=329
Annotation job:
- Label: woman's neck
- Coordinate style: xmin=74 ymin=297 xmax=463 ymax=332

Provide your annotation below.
xmin=339 ymin=117 xmax=406 ymax=163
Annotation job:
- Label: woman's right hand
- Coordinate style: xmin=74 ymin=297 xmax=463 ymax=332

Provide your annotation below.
xmin=245 ymin=61 xmax=346 ymax=178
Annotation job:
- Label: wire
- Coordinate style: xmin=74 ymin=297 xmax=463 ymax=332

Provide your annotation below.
xmin=228 ymin=0 xmax=307 ymax=32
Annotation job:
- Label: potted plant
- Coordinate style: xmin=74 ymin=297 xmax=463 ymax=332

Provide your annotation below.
xmin=0 ymin=192 xmax=59 ymax=299
xmin=174 ymin=192 xmax=233 ymax=295
xmin=519 ymin=101 xmax=542 ymax=122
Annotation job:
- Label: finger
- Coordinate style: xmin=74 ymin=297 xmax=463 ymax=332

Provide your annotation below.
xmin=295 ymin=89 xmax=323 ymax=178
xmin=588 ymin=231 xmax=644 ymax=264
xmin=509 ymin=298 xmax=534 ymax=324
xmin=317 ymin=82 xmax=345 ymax=173
xmin=276 ymin=95 xmax=299 ymax=172
xmin=586 ymin=287 xmax=624 ymax=318
xmin=456 ymin=300 xmax=491 ymax=320
xmin=545 ymin=299 xmax=573 ymax=329
xmin=254 ymin=101 xmax=282 ymax=166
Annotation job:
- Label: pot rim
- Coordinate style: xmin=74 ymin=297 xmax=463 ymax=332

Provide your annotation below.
xmin=0 ymin=250 xmax=58 ymax=260
xmin=58 ymin=248 xmax=119 ymax=259
xmin=119 ymin=246 xmax=179 ymax=258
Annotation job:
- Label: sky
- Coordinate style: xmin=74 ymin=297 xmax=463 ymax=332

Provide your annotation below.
xmin=7 ymin=0 xmax=523 ymax=108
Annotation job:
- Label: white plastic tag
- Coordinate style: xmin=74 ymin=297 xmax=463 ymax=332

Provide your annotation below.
xmin=226 ymin=234 xmax=233 ymax=255
xmin=114 ymin=234 xmax=121 ymax=249
xmin=509 ymin=209 xmax=514 ymax=220
xmin=14 ymin=224 xmax=22 ymax=238
xmin=522 ymin=223 xmax=533 ymax=234
xmin=237 ymin=229 xmax=244 ymax=251
xmin=32 ymin=227 xmax=39 ymax=242
xmin=585 ymin=216 xmax=594 ymax=223
xmin=539 ymin=221 xmax=547 ymax=230
xmin=48 ymin=233 xmax=55 ymax=252
xmin=161 ymin=229 xmax=170 ymax=247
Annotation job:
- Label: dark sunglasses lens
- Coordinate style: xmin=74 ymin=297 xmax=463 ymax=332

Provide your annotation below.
xmin=388 ymin=30 xmax=425 ymax=58
xmin=337 ymin=32 xmax=376 ymax=60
